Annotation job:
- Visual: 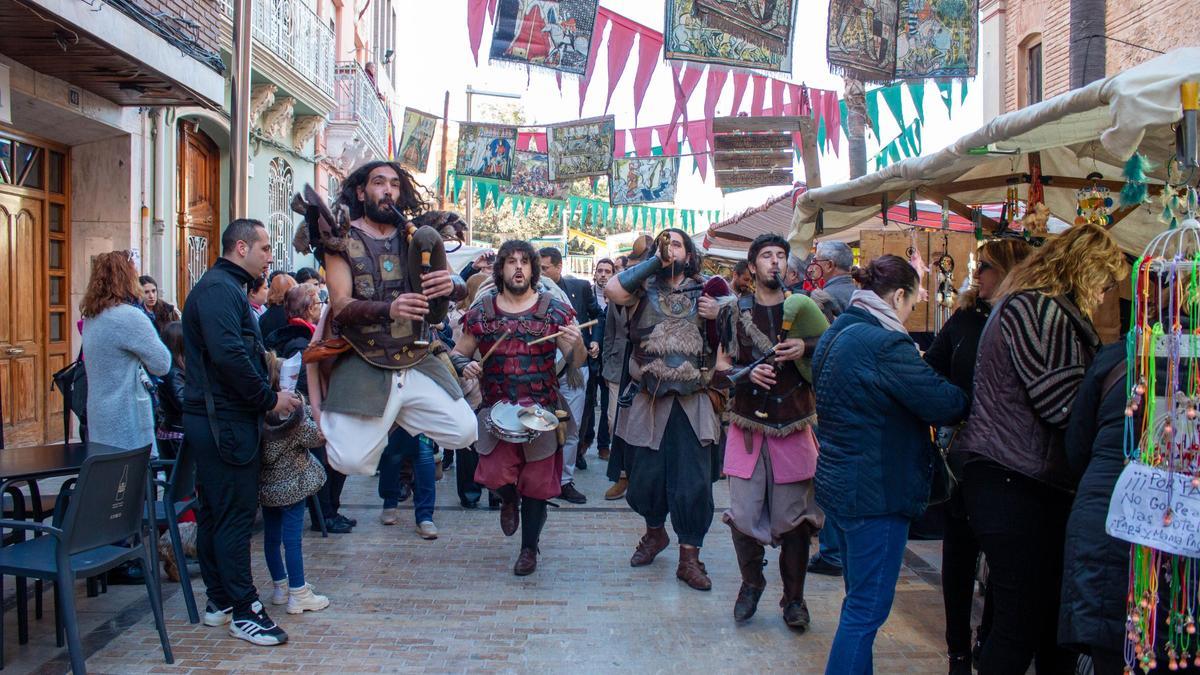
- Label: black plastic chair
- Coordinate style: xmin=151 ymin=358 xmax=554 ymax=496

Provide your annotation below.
xmin=0 ymin=446 xmax=172 ymax=674
xmin=149 ymin=441 xmax=199 ymax=624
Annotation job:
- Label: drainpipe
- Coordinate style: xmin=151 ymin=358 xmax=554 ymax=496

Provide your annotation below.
xmin=1069 ymin=0 xmax=1106 ymax=89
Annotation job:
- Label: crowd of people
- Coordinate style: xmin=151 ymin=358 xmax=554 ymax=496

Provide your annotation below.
xmin=71 ymin=158 xmax=1157 ymax=674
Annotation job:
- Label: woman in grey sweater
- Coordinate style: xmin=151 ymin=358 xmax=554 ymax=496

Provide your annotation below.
xmin=81 ymin=251 xmax=172 ymax=450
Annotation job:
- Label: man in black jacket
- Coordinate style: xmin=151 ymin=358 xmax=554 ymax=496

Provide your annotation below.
xmin=539 ymin=247 xmax=600 ymax=503
xmin=183 ymin=218 xmax=301 ymax=646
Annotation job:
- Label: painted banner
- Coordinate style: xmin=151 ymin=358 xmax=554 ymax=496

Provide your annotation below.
xmin=455 ymin=123 xmax=518 ymax=181
xmin=502 ymin=151 xmax=568 ymax=199
xmin=397 ymin=108 xmax=438 ymax=173
xmin=664 ymin=0 xmax=797 ymax=73
xmin=895 ymin=0 xmax=978 ymax=79
xmin=826 ymin=0 xmax=899 ymax=83
xmin=490 ymin=0 xmax=601 ymax=76
xmin=610 ymin=157 xmax=680 ymax=206
xmin=546 ymin=115 xmax=615 ymax=181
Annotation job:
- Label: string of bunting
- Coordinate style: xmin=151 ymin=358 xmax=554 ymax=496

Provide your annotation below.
xmin=445 ymin=169 xmax=720 ymax=234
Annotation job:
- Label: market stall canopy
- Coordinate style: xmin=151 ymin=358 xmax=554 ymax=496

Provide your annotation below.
xmin=792 ymin=48 xmax=1200 ymax=254
xmin=701 ymin=188 xmax=802 ymax=256
xmin=818 ymin=201 xmax=1071 ymax=244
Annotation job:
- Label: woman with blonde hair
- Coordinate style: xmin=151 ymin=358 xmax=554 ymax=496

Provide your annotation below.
xmin=954 ymin=223 xmax=1125 ymax=674
xmin=257 ymin=272 xmax=297 ymax=339
xmin=923 ymin=237 xmax=1033 ymax=674
xmin=81 ymin=251 xmax=172 ymax=450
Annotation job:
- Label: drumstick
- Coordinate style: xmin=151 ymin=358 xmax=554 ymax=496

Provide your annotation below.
xmin=478 ymin=328 xmax=513 ymax=366
xmin=528 ymin=319 xmax=599 ymax=346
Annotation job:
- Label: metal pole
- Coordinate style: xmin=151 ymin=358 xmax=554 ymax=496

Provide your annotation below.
xmin=229 ymin=0 xmax=253 ymax=222
xmin=437 ymin=90 xmax=449 ymax=210
xmin=465 ymin=86 xmax=474 ymax=244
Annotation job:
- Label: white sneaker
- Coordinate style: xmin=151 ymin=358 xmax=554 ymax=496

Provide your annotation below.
xmin=230 ymin=601 xmax=288 ymax=645
xmin=416 ymin=520 xmax=439 ymax=540
xmin=203 ymin=601 xmax=232 ymax=627
xmin=286 ymin=583 xmax=330 ymax=614
xmin=271 ymin=579 xmax=288 ymax=606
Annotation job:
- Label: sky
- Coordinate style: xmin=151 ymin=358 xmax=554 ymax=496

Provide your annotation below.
xmin=391 ymin=0 xmax=983 ymax=222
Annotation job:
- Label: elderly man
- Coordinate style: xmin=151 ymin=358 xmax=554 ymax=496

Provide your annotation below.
xmin=811 ymin=242 xmax=855 ymax=313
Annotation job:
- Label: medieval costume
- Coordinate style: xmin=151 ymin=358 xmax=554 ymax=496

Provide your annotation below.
xmin=715 ymin=293 xmax=827 ymax=630
xmin=612 ymin=253 xmax=725 ymax=590
xmin=290 ymin=182 xmax=477 ymax=477
xmin=460 ymin=289 xmax=576 ymax=575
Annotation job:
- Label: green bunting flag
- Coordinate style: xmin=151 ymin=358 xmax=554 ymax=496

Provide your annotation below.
xmin=881 ymin=86 xmax=905 ymax=137
xmin=864 ymin=89 xmax=881 ymax=141
xmin=907 ymin=81 xmax=926 ymax=124
xmin=936 ymin=80 xmax=954 ymax=115
xmin=959 ymin=79 xmax=969 ymax=105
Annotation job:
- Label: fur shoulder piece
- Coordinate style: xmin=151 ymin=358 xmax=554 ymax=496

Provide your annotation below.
xmin=291 ymin=184 xmax=351 ymax=261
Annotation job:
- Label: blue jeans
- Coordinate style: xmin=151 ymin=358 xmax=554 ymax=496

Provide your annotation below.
xmin=379 ymin=427 xmax=436 ymax=523
xmin=824 ymin=513 xmax=911 ymax=675
xmin=262 ymin=501 xmax=306 ymax=588
xmin=817 ymin=520 xmax=843 ymax=567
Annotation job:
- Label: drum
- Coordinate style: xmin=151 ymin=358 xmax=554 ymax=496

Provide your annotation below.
xmin=485 ymin=401 xmax=560 ymax=443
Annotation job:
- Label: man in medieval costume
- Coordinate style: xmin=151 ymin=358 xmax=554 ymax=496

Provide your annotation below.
xmin=291 ymin=161 xmax=477 ymax=476
xmin=451 ymin=240 xmax=584 ymax=576
xmin=711 ymin=233 xmax=828 ymax=630
xmin=604 ymin=228 xmax=730 ymax=591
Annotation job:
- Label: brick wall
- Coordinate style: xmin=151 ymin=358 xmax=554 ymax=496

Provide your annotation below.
xmin=1001 ymin=0 xmax=1197 ymax=114
xmin=1002 ymin=0 xmax=1070 ymax=113
xmin=1105 ymin=0 xmax=1198 ymax=74
xmin=124 ymin=0 xmax=226 ymax=70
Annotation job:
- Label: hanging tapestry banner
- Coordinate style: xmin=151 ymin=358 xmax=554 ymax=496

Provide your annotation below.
xmin=826 ymin=0 xmax=899 ymax=84
xmin=397 ymin=108 xmax=438 ymax=173
xmin=490 ymin=0 xmax=601 ymax=76
xmin=664 ymin=0 xmax=797 ymax=73
xmin=455 ymin=123 xmax=518 ymax=181
xmin=546 ymin=115 xmax=616 ymax=181
xmin=895 ymin=0 xmax=978 ymax=78
xmin=503 ymin=151 xmax=568 ymax=199
xmin=610 ymin=157 xmax=680 ymax=206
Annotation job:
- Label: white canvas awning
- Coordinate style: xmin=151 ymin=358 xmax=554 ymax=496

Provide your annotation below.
xmin=791 ymin=48 xmax=1200 ymax=254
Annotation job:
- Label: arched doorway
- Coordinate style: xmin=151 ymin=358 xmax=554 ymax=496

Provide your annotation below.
xmin=267 ymin=156 xmax=295 ymax=274
xmin=177 ymin=120 xmax=220 ymax=305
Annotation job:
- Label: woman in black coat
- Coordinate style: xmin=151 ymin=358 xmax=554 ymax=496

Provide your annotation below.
xmin=923 ymin=238 xmax=1031 ymax=674
xmin=258 ymin=273 xmax=297 ymax=340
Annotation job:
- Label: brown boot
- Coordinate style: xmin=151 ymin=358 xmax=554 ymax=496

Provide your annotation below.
xmin=513 ymin=547 xmax=538 ymax=576
xmin=498 ymin=485 xmax=520 ymax=536
xmin=731 ymin=528 xmax=767 ymax=621
xmin=604 ymin=476 xmax=628 ymax=501
xmin=630 ymin=526 xmax=669 ymax=567
xmin=598 ymin=447 xmax=611 ymax=461
xmin=676 ymin=546 xmax=712 ymax=591
xmin=780 ymin=524 xmax=812 ymax=631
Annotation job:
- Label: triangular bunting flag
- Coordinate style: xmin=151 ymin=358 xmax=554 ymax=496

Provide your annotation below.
xmin=578 ymin=10 xmax=611 ymax=115
xmin=632 ymin=30 xmax=664 ymax=125
xmin=936 ymin=80 xmax=954 ymax=115
xmin=750 ymin=75 xmax=767 ymax=116
xmin=466 ymin=0 xmax=489 ymax=67
xmin=730 ymin=72 xmax=750 ymax=116
xmin=613 ymin=129 xmax=627 ymax=158
xmin=959 ymin=79 xmax=969 ymax=105
xmin=771 ymin=78 xmax=787 ymax=116
xmin=864 ymin=88 xmax=881 ymax=141
xmin=632 ymin=127 xmax=654 ymax=157
xmin=906 ymin=81 xmax=926 ymax=124
xmin=881 ymin=86 xmax=905 ymax=136
xmin=704 ymin=68 xmax=728 ymax=123
xmin=604 ymin=22 xmax=637 ymax=114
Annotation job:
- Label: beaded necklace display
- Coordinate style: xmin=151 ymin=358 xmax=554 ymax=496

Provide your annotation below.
xmin=1125 ymin=190 xmax=1200 ymax=672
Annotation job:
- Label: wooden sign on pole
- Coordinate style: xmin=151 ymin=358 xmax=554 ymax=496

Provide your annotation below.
xmin=711 ymin=115 xmax=800 ymax=189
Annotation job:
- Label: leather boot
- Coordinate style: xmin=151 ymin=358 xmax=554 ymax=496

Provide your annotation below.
xmin=731 ymin=528 xmax=767 ymax=621
xmin=497 ymin=485 xmax=519 ymax=537
xmin=513 ymin=547 xmax=538 ymax=576
xmin=676 ymin=546 xmax=712 ymax=591
xmin=630 ymin=526 xmax=669 ymax=567
xmin=520 ymin=499 xmax=548 ymax=550
xmin=779 ymin=524 xmax=812 ymax=631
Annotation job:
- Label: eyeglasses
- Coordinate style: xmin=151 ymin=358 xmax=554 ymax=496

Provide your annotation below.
xmin=976 ymin=261 xmax=994 ymax=273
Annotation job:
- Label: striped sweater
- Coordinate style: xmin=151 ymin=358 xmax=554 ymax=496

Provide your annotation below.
xmin=998 ymin=292 xmax=1095 ymax=428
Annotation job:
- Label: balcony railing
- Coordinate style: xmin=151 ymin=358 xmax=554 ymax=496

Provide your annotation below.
xmin=333 ymin=61 xmax=390 ymax=159
xmin=221 ymin=0 xmax=334 ymax=97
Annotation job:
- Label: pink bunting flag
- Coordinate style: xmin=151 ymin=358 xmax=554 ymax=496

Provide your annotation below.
xmin=668 ymin=63 xmax=705 ymax=142
xmin=613 ymin=129 xmax=627 ymax=158
xmin=467 ymin=0 xmax=490 ymax=66
xmin=786 ymin=84 xmax=803 ymax=115
xmin=686 ymin=120 xmax=711 ymax=181
xmin=632 ymin=31 xmax=664 ymax=124
xmin=656 ymin=124 xmax=680 ymax=156
xmin=487 ymin=0 xmax=497 ymax=19
xmin=750 ymin=75 xmax=767 ymax=116
xmin=771 ymin=78 xmax=786 ymax=116
xmin=578 ymin=10 xmax=611 ymax=116
xmin=730 ymin=72 xmax=749 ymax=116
xmin=824 ymin=90 xmax=841 ymax=156
xmin=703 ymin=69 xmax=729 ymax=123
xmin=631 ymin=127 xmax=654 ymax=158
xmin=604 ymin=22 xmax=637 ymax=114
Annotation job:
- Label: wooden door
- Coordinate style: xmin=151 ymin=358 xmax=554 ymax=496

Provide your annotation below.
xmin=0 ymin=194 xmax=44 ymax=446
xmin=177 ymin=121 xmax=219 ymax=305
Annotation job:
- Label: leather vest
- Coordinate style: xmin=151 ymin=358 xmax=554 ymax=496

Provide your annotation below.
xmin=335 ymin=227 xmax=428 ymax=369
xmin=464 ymin=291 xmax=571 ymax=408
xmin=629 ymin=276 xmax=711 ymax=397
xmin=728 ymin=296 xmax=816 ymax=435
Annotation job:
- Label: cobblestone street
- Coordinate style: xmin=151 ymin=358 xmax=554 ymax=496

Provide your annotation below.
xmin=0 ymin=457 xmax=950 ymax=674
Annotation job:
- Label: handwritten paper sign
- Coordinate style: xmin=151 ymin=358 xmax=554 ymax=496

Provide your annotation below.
xmin=1106 ymin=462 xmax=1200 ymax=557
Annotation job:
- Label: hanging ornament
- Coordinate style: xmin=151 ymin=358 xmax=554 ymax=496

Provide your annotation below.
xmin=1075 ymin=172 xmax=1115 ymax=226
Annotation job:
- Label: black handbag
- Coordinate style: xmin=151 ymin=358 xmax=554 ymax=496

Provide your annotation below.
xmin=929 ymin=425 xmax=961 ymax=506
xmin=51 ymin=353 xmax=88 ymax=440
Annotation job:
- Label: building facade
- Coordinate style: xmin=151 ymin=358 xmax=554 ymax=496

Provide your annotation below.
xmin=980 ymin=0 xmax=1197 ymax=120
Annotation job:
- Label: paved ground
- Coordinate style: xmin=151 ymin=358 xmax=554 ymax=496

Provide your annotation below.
xmin=0 ymin=451 xmax=954 ymax=674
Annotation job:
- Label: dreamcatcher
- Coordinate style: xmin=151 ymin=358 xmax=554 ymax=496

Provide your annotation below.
xmin=1076 ymin=172 xmax=1116 ymax=226
xmin=932 ymin=233 xmax=956 ymax=332
xmin=1122 ymin=184 xmax=1200 ymax=673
